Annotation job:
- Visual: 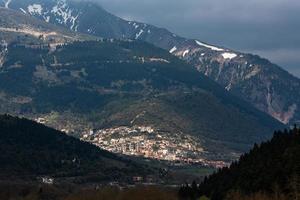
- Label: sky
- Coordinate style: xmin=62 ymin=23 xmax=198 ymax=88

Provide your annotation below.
xmin=92 ymin=0 xmax=300 ymax=78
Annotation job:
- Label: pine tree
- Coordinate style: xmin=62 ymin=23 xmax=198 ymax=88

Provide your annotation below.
xmin=289 ymin=174 xmax=300 ymax=200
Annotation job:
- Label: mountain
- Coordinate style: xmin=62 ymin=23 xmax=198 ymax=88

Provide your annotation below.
xmin=0 ymin=7 xmax=95 ymax=46
xmin=179 ymin=126 xmax=300 ymax=200
xmin=4 ymin=0 xmax=299 ymax=125
xmin=0 ymin=10 xmax=284 ymax=162
xmin=173 ymin=43 xmax=300 ymax=125
xmin=0 ymin=114 xmax=153 ymax=182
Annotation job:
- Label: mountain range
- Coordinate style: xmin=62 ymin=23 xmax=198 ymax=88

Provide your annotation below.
xmin=2 ymin=0 xmax=298 ymax=125
xmin=0 ymin=7 xmax=285 ymax=162
xmin=0 ymin=1 xmax=298 ymax=199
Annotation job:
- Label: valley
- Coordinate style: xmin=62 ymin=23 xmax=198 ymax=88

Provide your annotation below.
xmin=0 ymin=1 xmax=292 ymax=167
xmin=0 ymin=1 xmax=298 ymax=199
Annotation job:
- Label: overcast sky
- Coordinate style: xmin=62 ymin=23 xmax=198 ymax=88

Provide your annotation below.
xmin=94 ymin=0 xmax=300 ymax=77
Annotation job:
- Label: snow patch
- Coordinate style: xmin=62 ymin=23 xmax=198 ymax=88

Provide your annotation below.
xmin=222 ymin=53 xmax=237 ymax=60
xmin=225 ymin=82 xmax=233 ymax=91
xmin=28 ymin=4 xmax=43 ymax=15
xmin=45 ymin=16 xmax=50 ymax=23
xmin=20 ymin=8 xmax=27 ymax=14
xmin=135 ymin=29 xmax=144 ymax=39
xmin=183 ymin=49 xmax=190 ymax=57
xmin=149 ymin=58 xmax=170 ymax=63
xmin=195 ymin=40 xmax=224 ymax=51
xmin=51 ymin=0 xmax=79 ymax=31
xmin=70 ymin=14 xmax=79 ymax=31
xmin=4 ymin=0 xmax=12 ymax=8
xmin=132 ymin=23 xmax=139 ymax=29
xmin=169 ymin=46 xmax=177 ymax=53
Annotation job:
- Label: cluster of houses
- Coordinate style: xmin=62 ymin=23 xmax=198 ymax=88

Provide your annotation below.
xmin=81 ymin=125 xmax=229 ymax=168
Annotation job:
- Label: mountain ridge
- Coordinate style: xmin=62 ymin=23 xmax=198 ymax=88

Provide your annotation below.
xmin=0 ymin=17 xmax=284 ymax=162
xmin=3 ymin=0 xmax=298 ymax=124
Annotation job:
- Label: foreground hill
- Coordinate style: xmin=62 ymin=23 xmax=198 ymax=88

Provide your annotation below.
xmin=0 ymin=114 xmax=152 ymax=182
xmin=4 ymin=0 xmax=299 ymax=124
xmin=181 ymin=127 xmax=300 ymax=200
xmin=0 ymin=37 xmax=284 ymax=161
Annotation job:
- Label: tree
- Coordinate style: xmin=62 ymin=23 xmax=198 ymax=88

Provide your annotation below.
xmin=289 ymin=174 xmax=300 ymax=200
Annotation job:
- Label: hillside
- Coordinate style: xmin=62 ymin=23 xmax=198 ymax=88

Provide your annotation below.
xmin=0 ymin=114 xmax=152 ymax=182
xmin=0 ymin=38 xmax=284 ymax=162
xmin=4 ymin=0 xmax=299 ymax=124
xmin=180 ymin=126 xmax=300 ymax=200
xmin=174 ymin=42 xmax=300 ymax=125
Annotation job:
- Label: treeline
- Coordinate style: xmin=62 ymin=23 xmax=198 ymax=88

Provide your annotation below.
xmin=179 ymin=126 xmax=300 ymax=200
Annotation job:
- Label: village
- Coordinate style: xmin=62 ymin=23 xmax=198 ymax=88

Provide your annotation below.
xmin=34 ymin=116 xmax=229 ymax=169
xmin=81 ymin=126 xmax=229 ymax=169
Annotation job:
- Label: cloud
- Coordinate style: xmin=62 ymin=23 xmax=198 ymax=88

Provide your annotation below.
xmin=91 ymin=0 xmax=300 ymax=77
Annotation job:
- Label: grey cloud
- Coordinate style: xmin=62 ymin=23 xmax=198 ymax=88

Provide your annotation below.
xmin=90 ymin=0 xmax=300 ymax=77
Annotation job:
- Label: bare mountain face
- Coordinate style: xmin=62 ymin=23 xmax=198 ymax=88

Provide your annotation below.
xmin=173 ymin=41 xmax=300 ymax=125
xmin=2 ymin=0 xmax=298 ymax=124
